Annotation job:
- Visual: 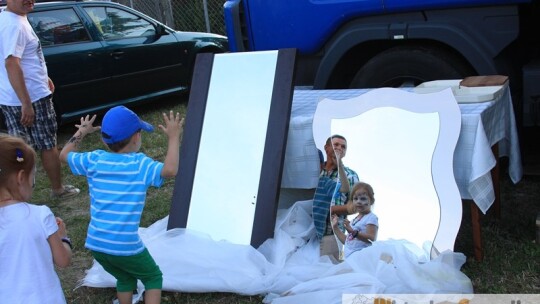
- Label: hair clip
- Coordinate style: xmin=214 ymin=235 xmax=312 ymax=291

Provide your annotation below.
xmin=16 ymin=148 xmax=24 ymax=163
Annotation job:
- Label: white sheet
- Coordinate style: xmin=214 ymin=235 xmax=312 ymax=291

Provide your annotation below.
xmin=80 ymin=200 xmax=473 ymax=303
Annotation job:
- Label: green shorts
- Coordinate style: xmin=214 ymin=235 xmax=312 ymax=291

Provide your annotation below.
xmin=91 ymin=248 xmax=163 ymax=292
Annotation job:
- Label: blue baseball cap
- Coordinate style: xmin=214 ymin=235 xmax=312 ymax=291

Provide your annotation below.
xmin=101 ymin=106 xmax=153 ymax=144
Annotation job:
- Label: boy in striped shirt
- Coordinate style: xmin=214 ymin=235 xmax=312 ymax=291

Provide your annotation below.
xmin=60 ymin=106 xmax=183 ymax=304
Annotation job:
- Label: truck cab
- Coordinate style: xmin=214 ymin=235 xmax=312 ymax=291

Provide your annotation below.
xmin=224 ymin=0 xmax=540 ymax=127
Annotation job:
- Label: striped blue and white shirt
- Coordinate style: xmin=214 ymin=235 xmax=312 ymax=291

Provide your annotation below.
xmin=67 ymin=150 xmax=164 ymax=256
xmin=313 ymin=166 xmax=359 ymax=238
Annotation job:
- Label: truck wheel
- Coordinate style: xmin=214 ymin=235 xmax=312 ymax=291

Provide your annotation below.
xmin=349 ymin=46 xmax=473 ymax=88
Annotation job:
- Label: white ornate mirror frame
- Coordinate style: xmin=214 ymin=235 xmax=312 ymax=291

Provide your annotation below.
xmin=313 ymin=88 xmax=462 ymax=256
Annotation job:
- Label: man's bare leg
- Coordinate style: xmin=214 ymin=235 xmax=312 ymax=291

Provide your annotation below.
xmin=41 ymin=147 xmax=64 ymax=194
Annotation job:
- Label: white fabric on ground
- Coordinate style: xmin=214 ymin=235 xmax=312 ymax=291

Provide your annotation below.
xmin=80 ymin=200 xmax=473 ymax=303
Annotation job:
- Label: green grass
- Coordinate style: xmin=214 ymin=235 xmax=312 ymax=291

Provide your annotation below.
xmin=30 ymin=96 xmax=539 ymax=303
xmin=456 ymin=173 xmax=540 ymax=294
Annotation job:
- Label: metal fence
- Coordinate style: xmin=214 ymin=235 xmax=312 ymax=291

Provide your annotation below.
xmin=115 ymin=0 xmax=226 ymax=35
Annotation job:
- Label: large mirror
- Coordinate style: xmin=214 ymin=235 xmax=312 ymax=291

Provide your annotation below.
xmin=168 ymin=49 xmax=296 ymax=247
xmin=312 ymin=88 xmax=462 ymax=256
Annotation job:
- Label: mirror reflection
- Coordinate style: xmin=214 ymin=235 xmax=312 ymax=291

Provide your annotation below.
xmin=331 ymin=108 xmax=440 ymax=253
xmin=313 ymin=134 xmax=359 ymax=260
xmin=312 ymin=88 xmax=462 ymax=258
xmin=331 ymin=181 xmax=379 ymax=260
xmin=186 ymin=51 xmax=278 ymax=245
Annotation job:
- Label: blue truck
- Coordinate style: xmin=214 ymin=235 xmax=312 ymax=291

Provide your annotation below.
xmin=224 ymin=0 xmax=540 ymax=126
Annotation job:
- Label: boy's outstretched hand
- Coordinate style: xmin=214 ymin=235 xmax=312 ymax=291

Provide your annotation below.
xmin=60 ymin=114 xmax=100 ymax=163
xmin=159 ymin=111 xmax=184 ymax=178
xmin=75 ymin=114 xmax=101 ymax=136
xmin=158 ymin=110 xmax=184 ymax=139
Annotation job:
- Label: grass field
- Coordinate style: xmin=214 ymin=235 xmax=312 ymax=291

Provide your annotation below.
xmin=29 ymin=97 xmax=539 ymax=303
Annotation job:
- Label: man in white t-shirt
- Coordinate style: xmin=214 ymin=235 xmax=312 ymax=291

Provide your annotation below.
xmin=0 ymin=0 xmax=79 ymax=199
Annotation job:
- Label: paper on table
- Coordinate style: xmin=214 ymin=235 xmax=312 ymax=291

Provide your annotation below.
xmin=414 ymin=79 xmax=507 ymax=103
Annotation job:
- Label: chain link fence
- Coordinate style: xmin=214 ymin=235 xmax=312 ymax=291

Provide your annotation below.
xmin=115 ymin=0 xmax=226 ymax=35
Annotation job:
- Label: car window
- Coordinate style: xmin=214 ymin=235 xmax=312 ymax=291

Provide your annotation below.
xmin=28 ymin=9 xmax=90 ymax=46
xmin=84 ymin=6 xmax=156 ymax=40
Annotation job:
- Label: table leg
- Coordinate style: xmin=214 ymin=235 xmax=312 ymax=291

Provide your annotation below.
xmin=491 ymin=143 xmax=501 ymax=219
xmin=469 ymin=201 xmax=484 ymax=261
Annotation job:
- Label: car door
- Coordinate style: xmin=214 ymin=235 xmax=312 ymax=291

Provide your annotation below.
xmin=81 ymin=5 xmax=188 ymax=104
xmin=28 ymin=7 xmax=112 ymax=122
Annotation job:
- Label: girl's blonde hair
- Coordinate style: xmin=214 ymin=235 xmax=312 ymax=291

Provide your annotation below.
xmin=0 ymin=135 xmax=37 ymax=187
xmin=346 ymin=182 xmax=375 ymax=214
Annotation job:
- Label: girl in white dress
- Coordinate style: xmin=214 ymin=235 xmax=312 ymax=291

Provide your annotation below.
xmin=331 ymin=182 xmax=378 ymax=258
xmin=0 ymin=135 xmax=72 ymax=303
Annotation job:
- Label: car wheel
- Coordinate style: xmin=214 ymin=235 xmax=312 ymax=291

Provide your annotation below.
xmin=349 ymin=45 xmax=474 ymax=88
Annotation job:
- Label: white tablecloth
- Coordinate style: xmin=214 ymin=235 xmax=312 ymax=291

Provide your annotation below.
xmin=281 ymin=87 xmax=522 ymax=214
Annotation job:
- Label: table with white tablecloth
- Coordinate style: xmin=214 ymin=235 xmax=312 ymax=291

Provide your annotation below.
xmin=280 ymin=87 xmax=523 ymax=261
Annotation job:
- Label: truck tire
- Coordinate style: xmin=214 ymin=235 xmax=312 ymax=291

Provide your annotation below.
xmin=349 ymin=46 xmax=473 ymax=88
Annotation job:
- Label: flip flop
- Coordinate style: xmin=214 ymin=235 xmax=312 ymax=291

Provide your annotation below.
xmin=51 ymin=185 xmax=80 ymax=199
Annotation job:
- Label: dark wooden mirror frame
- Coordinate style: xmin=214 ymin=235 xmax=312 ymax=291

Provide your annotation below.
xmin=167 ymin=49 xmax=297 ymax=247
